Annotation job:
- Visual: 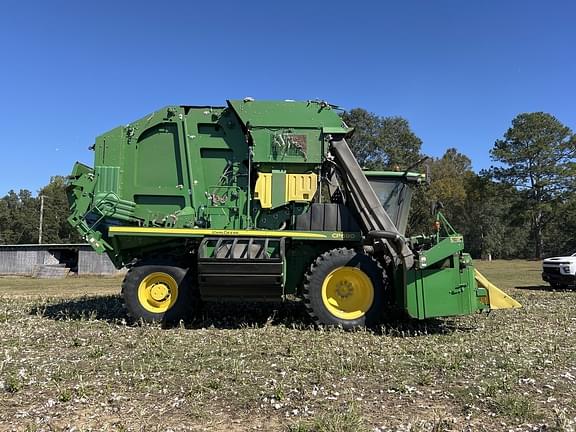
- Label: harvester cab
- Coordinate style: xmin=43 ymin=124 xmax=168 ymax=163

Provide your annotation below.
xmin=67 ymin=99 xmax=520 ymax=328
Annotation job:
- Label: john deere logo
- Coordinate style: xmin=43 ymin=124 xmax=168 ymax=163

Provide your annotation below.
xmin=331 ymin=232 xmax=357 ymax=240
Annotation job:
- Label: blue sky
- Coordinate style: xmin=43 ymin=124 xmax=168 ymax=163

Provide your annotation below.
xmin=0 ymin=0 xmax=574 ymax=196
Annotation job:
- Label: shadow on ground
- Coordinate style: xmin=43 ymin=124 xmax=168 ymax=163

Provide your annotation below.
xmin=192 ymin=303 xmax=463 ymax=336
xmin=29 ymin=296 xmax=464 ymax=336
xmin=30 ymin=295 xmax=127 ymax=323
xmin=515 ymin=284 xmax=575 ymax=291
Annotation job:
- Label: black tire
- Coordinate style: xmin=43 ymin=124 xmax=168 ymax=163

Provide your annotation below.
xmin=122 ymin=260 xmax=198 ymax=324
xmin=303 ymin=248 xmax=386 ymax=329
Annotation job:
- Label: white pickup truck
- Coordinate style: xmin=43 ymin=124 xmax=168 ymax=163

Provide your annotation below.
xmin=542 ymin=252 xmax=576 ymax=288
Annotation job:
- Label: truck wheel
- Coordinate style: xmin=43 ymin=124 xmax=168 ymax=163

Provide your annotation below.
xmin=122 ymin=261 xmax=197 ymax=324
xmin=303 ymin=248 xmax=385 ymax=329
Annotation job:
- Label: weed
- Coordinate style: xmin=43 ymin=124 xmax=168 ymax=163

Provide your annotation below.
xmin=493 ymin=394 xmax=537 ymax=421
xmin=58 ymin=388 xmax=73 ymax=402
xmin=88 ymin=346 xmax=105 ymax=358
xmin=4 ymin=374 xmax=21 ymax=393
xmin=205 ymin=379 xmax=221 ymax=390
xmin=273 ymin=382 xmax=285 ymax=401
xmin=288 ymin=405 xmax=368 ymax=432
xmin=416 ymin=368 xmax=433 ymax=386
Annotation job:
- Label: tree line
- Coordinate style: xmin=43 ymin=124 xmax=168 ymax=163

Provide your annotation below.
xmin=343 ymin=109 xmax=576 ymax=259
xmin=1 ymin=110 xmax=574 ymax=259
xmin=0 ymin=177 xmax=81 ymax=245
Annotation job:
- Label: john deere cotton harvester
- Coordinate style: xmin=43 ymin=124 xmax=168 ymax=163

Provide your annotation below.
xmin=67 ymin=99 xmax=520 ymax=328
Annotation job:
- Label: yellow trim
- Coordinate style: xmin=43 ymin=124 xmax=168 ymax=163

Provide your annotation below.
xmin=286 ymin=173 xmax=317 ymax=202
xmin=137 ymin=272 xmax=179 ymax=314
xmin=474 ymin=269 xmax=522 ymax=310
xmin=109 ymin=226 xmax=329 ymax=239
xmin=254 ymin=172 xmax=318 ymax=209
xmin=254 ymin=173 xmax=273 ymax=208
xmin=321 ymin=266 xmax=374 ymax=320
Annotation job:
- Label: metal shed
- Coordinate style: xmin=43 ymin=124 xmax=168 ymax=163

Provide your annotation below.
xmin=0 ymin=244 xmax=120 ymax=276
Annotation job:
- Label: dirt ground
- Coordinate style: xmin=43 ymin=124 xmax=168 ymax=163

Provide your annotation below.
xmin=0 ymin=260 xmax=575 ymax=431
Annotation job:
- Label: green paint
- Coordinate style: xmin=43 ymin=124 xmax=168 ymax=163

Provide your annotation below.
xmin=271 ymin=170 xmax=286 ymax=209
xmin=68 ymin=100 xmax=346 ymax=262
xmin=67 ymin=99 xmax=493 ymax=321
xmin=404 ymin=216 xmax=484 ymax=319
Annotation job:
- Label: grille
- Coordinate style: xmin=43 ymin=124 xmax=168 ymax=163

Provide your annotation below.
xmin=543 ymin=266 xmax=561 ymax=275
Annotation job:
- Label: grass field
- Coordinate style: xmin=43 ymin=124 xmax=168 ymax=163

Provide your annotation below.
xmin=0 ymin=260 xmax=575 ymax=431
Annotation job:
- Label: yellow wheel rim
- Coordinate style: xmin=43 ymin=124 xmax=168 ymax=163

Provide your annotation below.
xmin=137 ymin=272 xmax=179 ymax=314
xmin=321 ymin=266 xmax=374 ymax=320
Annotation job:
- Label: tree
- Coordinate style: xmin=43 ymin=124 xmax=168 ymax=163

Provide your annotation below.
xmin=342 ymin=109 xmax=422 ymax=170
xmin=0 ymin=189 xmax=39 ymax=244
xmin=0 ymin=199 xmax=10 ymax=243
xmin=407 ymin=148 xmax=475 ymax=237
xmin=38 ymin=176 xmax=82 ymax=244
xmin=490 ymin=112 xmax=576 ymax=258
xmin=427 ymin=148 xmax=473 ymax=216
xmin=462 ymin=174 xmax=530 ymax=259
xmin=543 ymin=193 xmax=576 ymax=256
xmin=0 ymin=177 xmax=81 ymax=245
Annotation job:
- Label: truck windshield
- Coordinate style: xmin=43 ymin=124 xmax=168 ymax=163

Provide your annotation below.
xmin=366 ymin=177 xmax=414 ymax=236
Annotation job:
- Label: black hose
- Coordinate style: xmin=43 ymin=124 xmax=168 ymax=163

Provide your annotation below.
xmin=367 ymin=230 xmax=406 ymax=252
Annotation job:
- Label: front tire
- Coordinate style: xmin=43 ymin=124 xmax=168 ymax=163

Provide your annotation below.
xmin=122 ymin=261 xmax=197 ymax=324
xmin=303 ymin=248 xmax=386 ymax=329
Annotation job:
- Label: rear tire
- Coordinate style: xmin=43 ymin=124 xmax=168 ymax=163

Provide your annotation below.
xmin=122 ymin=260 xmax=198 ymax=324
xmin=303 ymin=248 xmax=385 ymax=329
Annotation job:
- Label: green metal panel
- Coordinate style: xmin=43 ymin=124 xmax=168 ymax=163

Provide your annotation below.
xmin=271 ymin=170 xmax=286 ymax=209
xmin=94 ymin=166 xmax=119 ymax=194
xmin=227 ymin=100 xmax=345 ymax=165
xmin=364 ymin=171 xmax=426 ymax=183
xmin=284 ymin=242 xmax=330 ymax=295
xmin=134 ymin=122 xmax=182 ymax=189
xmin=322 ymin=126 xmax=354 ymax=135
xmin=405 ymin=269 xmax=426 ymax=319
xmin=405 ymin=239 xmax=482 ymax=318
xmin=227 ymin=99 xmax=344 ymax=129
xmin=409 ymin=266 xmax=468 ymax=319
xmin=421 ymin=237 xmax=465 ymax=267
